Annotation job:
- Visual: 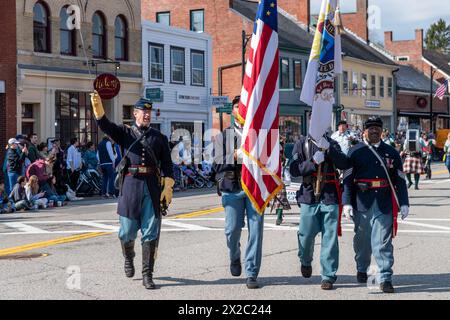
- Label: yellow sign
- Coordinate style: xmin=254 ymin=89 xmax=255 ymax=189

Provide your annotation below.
xmin=435 ymin=129 xmax=450 ymax=149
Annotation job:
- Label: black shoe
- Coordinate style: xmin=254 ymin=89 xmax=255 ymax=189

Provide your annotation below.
xmin=407 ymin=182 xmax=413 ymax=189
xmin=142 ymin=241 xmax=157 ymax=289
xmin=301 ymin=265 xmax=312 ymax=278
xmin=120 ymin=241 xmax=135 ymax=278
xmin=230 ymin=260 xmax=242 ymax=277
xmin=380 ymin=281 xmax=395 ymax=293
xmin=357 ymin=272 xmax=368 ymax=283
xmin=321 ymin=280 xmax=333 ymax=290
xmin=246 ymin=277 xmax=259 ymax=289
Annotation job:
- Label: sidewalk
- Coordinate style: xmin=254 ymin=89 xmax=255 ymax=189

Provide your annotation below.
xmin=67 ymin=186 xmax=216 ymax=206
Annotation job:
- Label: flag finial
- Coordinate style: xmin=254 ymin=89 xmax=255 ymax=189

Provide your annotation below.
xmin=334 ymin=6 xmax=345 ymax=35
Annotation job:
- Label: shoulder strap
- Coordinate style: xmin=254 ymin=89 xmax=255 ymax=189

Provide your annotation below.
xmin=365 ymin=142 xmax=399 ymax=207
xmin=123 ymin=126 xmax=152 ymax=159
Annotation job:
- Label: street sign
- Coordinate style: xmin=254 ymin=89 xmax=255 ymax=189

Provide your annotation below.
xmin=145 ymin=88 xmax=164 ymax=102
xmin=210 ymin=96 xmax=229 ymax=106
xmin=215 ymin=103 xmax=232 ymax=114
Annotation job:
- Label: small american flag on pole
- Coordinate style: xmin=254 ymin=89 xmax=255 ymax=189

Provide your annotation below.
xmin=434 ymin=79 xmax=449 ymax=101
xmin=237 ymin=0 xmax=282 ymax=214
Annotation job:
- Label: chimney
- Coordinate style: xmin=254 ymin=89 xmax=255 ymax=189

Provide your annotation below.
xmin=384 ymin=29 xmax=424 ymax=69
xmin=341 ymin=0 xmax=368 ymax=41
xmin=278 ymin=0 xmax=310 ymax=28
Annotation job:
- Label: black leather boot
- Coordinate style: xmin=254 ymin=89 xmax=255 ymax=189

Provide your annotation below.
xmin=121 ymin=241 xmax=135 ymax=278
xmin=142 ymin=241 xmax=157 ymax=289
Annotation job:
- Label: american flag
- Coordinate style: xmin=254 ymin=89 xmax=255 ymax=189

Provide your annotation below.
xmin=237 ymin=0 xmax=282 ymax=214
xmin=434 ymin=79 xmax=449 ymax=101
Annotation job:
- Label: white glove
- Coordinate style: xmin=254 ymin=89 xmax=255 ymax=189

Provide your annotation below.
xmin=313 ymin=151 xmax=325 ymax=165
xmin=317 ymin=137 xmax=330 ymax=150
xmin=343 ymin=205 xmax=354 ymax=219
xmin=400 ymin=205 xmax=409 ymax=220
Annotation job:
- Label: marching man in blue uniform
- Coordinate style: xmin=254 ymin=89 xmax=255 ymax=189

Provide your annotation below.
xmin=90 ymin=92 xmax=174 ymax=290
xmin=342 ymin=117 xmax=409 ymax=293
xmin=289 ymin=134 xmax=349 ymax=290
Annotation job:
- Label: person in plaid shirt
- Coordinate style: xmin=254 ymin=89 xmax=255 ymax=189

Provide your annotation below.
xmin=401 ymin=140 xmax=424 ymax=190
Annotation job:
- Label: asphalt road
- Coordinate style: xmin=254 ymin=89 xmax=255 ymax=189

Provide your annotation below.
xmin=1 ymin=164 xmax=450 ymax=300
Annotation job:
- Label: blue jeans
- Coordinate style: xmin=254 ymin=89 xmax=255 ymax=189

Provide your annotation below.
xmin=222 ymin=191 xmax=264 ymax=279
xmin=118 ymin=183 xmax=160 ymax=244
xmin=445 ymin=155 xmax=450 ymax=175
xmin=3 ymin=169 xmax=10 ymax=195
xmin=353 ymin=201 xmax=394 ymax=283
xmin=100 ymin=164 xmax=115 ymax=196
xmin=8 ymin=172 xmax=20 ymax=192
xmin=298 ymin=203 xmax=339 ymax=283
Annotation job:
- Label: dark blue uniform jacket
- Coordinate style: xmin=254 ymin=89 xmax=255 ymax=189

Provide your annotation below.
xmin=289 ymin=136 xmax=350 ymax=205
xmin=97 ymin=116 xmax=174 ymax=220
xmin=342 ymin=141 xmax=409 ymax=214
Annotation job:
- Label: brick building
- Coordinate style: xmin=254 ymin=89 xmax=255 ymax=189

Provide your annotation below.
xmin=0 ymin=0 xmax=18 ymax=174
xmin=384 ymin=29 xmax=450 ymax=132
xmin=15 ymin=0 xmax=142 ymax=147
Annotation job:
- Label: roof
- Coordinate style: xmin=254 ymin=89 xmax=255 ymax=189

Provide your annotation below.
xmin=230 ymin=0 xmax=397 ymax=66
xmin=423 ymin=49 xmax=450 ymax=77
xmin=396 ymin=65 xmax=439 ymax=93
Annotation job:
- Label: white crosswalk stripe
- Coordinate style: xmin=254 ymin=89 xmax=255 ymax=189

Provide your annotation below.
xmin=1 ymin=217 xmax=450 ymax=235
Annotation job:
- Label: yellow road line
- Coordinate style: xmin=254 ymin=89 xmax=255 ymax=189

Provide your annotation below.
xmin=433 ymin=169 xmax=448 ymax=175
xmin=0 ymin=232 xmax=111 ymax=257
xmin=172 ymin=207 xmax=224 ymax=219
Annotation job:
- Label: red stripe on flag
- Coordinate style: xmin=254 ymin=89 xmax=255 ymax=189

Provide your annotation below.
xmin=244 ymin=47 xmax=279 ymax=154
xmin=239 ymin=24 xmax=274 ymax=124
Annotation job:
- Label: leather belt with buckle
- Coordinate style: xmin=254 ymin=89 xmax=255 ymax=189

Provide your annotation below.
xmin=127 ymin=165 xmax=155 ymax=176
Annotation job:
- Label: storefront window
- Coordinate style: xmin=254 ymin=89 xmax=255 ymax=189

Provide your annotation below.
xmin=279 ymin=116 xmax=302 ymax=143
xmin=55 ymin=91 xmax=98 ymax=146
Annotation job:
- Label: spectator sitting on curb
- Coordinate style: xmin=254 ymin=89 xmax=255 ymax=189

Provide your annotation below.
xmin=9 ymin=176 xmax=33 ymax=211
xmin=46 ymin=175 xmax=67 ymax=206
xmin=26 ymin=154 xmax=56 ymax=187
xmin=0 ymin=180 xmax=15 ymax=214
xmin=25 ymin=175 xmax=48 ymax=210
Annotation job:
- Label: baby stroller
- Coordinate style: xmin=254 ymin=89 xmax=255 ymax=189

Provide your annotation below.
xmin=181 ymin=165 xmax=206 ymax=189
xmin=75 ymin=167 xmax=102 ymax=196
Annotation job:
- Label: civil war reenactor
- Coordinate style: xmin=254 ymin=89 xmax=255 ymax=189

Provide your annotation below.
xmin=342 ymin=117 xmax=409 ymax=293
xmin=212 ymin=96 xmax=263 ymax=290
xmin=90 ymin=91 xmax=174 ymax=290
xmin=289 ymin=133 xmax=350 ymax=290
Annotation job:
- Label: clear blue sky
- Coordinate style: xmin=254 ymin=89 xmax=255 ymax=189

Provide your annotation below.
xmin=310 ymin=0 xmax=450 ymax=44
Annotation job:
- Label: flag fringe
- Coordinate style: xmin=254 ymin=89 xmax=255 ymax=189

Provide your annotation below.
xmin=242 ymin=179 xmax=284 ymax=215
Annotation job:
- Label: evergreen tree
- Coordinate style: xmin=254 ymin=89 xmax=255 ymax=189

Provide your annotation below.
xmin=425 ymin=19 xmax=450 ymax=52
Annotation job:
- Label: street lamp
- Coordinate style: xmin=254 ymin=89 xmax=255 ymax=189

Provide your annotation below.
xmin=430 ymin=62 xmax=450 ymax=133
